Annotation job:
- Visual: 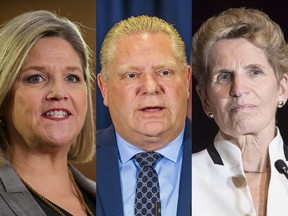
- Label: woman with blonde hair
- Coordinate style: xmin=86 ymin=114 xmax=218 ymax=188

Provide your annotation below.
xmin=0 ymin=10 xmax=95 ymax=215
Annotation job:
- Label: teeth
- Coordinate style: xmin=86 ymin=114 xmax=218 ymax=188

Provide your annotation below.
xmin=45 ymin=110 xmax=68 ymax=118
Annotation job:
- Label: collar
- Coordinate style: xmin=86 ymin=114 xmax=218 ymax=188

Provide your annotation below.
xmin=207 ymin=127 xmax=288 ymax=166
xmin=116 ymin=127 xmax=185 ymax=164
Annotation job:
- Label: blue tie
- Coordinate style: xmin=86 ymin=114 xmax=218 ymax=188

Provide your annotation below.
xmin=134 ymin=152 xmax=162 ymax=216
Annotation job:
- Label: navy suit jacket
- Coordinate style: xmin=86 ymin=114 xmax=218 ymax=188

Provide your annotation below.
xmin=96 ymin=118 xmax=191 ymax=216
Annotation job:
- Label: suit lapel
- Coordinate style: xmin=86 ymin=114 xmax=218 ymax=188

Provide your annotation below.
xmin=70 ymin=165 xmax=96 ymax=198
xmin=177 ymin=118 xmax=192 ymax=216
xmin=0 ymin=164 xmax=45 ymax=216
xmin=96 ymin=125 xmax=124 ymax=216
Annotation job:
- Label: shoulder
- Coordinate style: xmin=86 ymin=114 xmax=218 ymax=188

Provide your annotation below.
xmin=185 ymin=117 xmax=192 ymax=133
xmin=96 ymin=125 xmax=118 ymax=150
xmin=192 ymin=149 xmax=216 ymax=191
xmin=0 ymin=164 xmax=46 ymax=215
xmin=97 ymin=125 xmax=115 ymax=141
xmin=69 ymin=165 xmax=96 ymax=195
xmin=183 ymin=117 xmax=192 ymax=148
xmin=192 ymin=149 xmax=211 ymax=167
xmin=97 ymin=124 xmax=115 ymax=135
xmin=192 ymin=148 xmax=209 ymax=158
xmin=0 ymin=163 xmax=24 ymax=191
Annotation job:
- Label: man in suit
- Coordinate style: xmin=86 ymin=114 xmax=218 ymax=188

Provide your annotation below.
xmin=97 ymin=15 xmax=191 ymax=216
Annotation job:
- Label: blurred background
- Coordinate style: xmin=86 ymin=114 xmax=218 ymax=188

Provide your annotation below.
xmin=192 ymin=0 xmax=288 ymax=153
xmin=0 ymin=0 xmax=96 ymax=180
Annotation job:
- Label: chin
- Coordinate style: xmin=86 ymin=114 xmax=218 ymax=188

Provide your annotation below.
xmin=138 ymin=125 xmax=167 ymax=137
xmin=43 ymin=135 xmax=75 ymax=146
xmin=223 ymin=126 xmax=256 ymax=138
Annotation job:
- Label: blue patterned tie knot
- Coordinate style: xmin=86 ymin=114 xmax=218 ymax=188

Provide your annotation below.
xmin=134 ymin=152 xmax=162 ymax=168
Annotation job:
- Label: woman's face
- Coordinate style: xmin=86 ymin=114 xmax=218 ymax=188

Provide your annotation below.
xmin=6 ymin=37 xmax=87 ymax=150
xmin=198 ymin=38 xmax=288 ymax=138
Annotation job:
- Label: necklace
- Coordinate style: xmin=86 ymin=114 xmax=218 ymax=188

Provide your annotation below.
xmin=68 ymin=168 xmax=94 ymax=216
xmin=19 ymin=168 xmax=94 ymax=216
xmin=244 ymin=166 xmax=271 ymax=174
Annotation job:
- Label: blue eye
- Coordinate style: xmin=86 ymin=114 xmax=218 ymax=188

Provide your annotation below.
xmin=251 ymin=68 xmax=263 ymax=75
xmin=66 ymin=74 xmax=80 ymax=83
xmin=27 ymin=75 xmax=45 ymax=83
xmin=217 ymin=72 xmax=232 ymax=83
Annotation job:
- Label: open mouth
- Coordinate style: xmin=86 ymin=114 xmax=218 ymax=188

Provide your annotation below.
xmin=43 ymin=109 xmax=71 ymax=119
xmin=139 ymin=106 xmax=165 ymax=112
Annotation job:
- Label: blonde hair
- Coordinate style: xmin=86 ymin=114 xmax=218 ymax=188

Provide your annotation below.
xmin=0 ymin=10 xmax=95 ymax=165
xmin=100 ymin=15 xmax=187 ymax=81
xmin=192 ymin=8 xmax=288 ymax=91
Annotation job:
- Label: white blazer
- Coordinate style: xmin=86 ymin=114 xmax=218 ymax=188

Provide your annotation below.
xmin=192 ymin=128 xmax=288 ymax=216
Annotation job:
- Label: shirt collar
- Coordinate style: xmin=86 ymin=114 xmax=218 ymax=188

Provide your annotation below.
xmin=116 ymin=127 xmax=185 ymax=164
xmin=210 ymin=127 xmax=284 ymax=167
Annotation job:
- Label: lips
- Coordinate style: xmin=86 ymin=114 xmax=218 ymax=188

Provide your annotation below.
xmin=43 ymin=108 xmax=71 ymax=119
xmin=139 ymin=106 xmax=165 ymax=112
xmin=230 ymin=104 xmax=256 ymax=112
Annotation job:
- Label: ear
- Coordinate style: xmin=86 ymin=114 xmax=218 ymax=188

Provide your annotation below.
xmin=186 ymin=66 xmax=192 ymax=118
xmin=278 ymin=73 xmax=288 ymax=105
xmin=185 ymin=65 xmax=192 ymax=98
xmin=196 ymin=85 xmax=212 ymax=115
xmin=97 ymin=72 xmax=109 ymax=107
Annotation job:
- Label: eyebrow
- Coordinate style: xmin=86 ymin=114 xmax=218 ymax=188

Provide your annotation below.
xmin=244 ymin=64 xmax=264 ymax=69
xmin=21 ymin=65 xmax=83 ymax=73
xmin=119 ymin=62 xmax=179 ymax=71
xmin=213 ymin=63 xmax=264 ymax=74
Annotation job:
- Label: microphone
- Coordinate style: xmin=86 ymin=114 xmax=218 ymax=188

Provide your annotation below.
xmin=275 ymin=159 xmax=288 ymax=179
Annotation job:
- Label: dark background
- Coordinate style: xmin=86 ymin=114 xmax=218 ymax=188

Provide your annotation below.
xmin=192 ymin=0 xmax=288 ymax=153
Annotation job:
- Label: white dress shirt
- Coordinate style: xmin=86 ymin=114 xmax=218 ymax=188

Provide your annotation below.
xmin=192 ymin=127 xmax=288 ymax=216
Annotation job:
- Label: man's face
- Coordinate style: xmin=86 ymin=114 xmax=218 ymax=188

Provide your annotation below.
xmin=98 ymin=33 xmax=191 ymax=150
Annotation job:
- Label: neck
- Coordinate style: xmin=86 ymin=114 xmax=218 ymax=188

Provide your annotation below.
xmin=240 ymin=136 xmax=270 ymax=173
xmin=9 ymin=144 xmax=69 ymax=180
xmin=242 ymin=148 xmax=270 ymax=173
xmin=221 ymin=130 xmax=274 ymax=173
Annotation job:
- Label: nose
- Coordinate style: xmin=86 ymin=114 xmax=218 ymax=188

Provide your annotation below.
xmin=139 ymin=74 xmax=161 ymax=95
xmin=46 ymin=80 xmax=69 ymax=101
xmin=229 ymin=74 xmax=249 ymax=97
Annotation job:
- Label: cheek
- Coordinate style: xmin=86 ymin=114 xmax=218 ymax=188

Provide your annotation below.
xmin=76 ymin=90 xmax=88 ymax=115
xmin=12 ymin=90 xmax=39 ymax=116
xmin=206 ymin=85 xmax=227 ymax=104
xmin=264 ymin=85 xmax=279 ymax=98
xmin=107 ymin=84 xmax=133 ymax=106
xmin=166 ymin=79 xmax=188 ymax=96
xmin=8 ymin=91 xmax=40 ymax=135
xmin=262 ymin=88 xmax=278 ymax=110
xmin=206 ymin=94 xmax=227 ymax=117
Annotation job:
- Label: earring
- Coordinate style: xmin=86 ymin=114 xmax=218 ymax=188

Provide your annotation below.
xmin=277 ymin=101 xmax=284 ymax=108
xmin=207 ymin=112 xmax=214 ymax=119
xmin=0 ymin=116 xmax=4 ymax=127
